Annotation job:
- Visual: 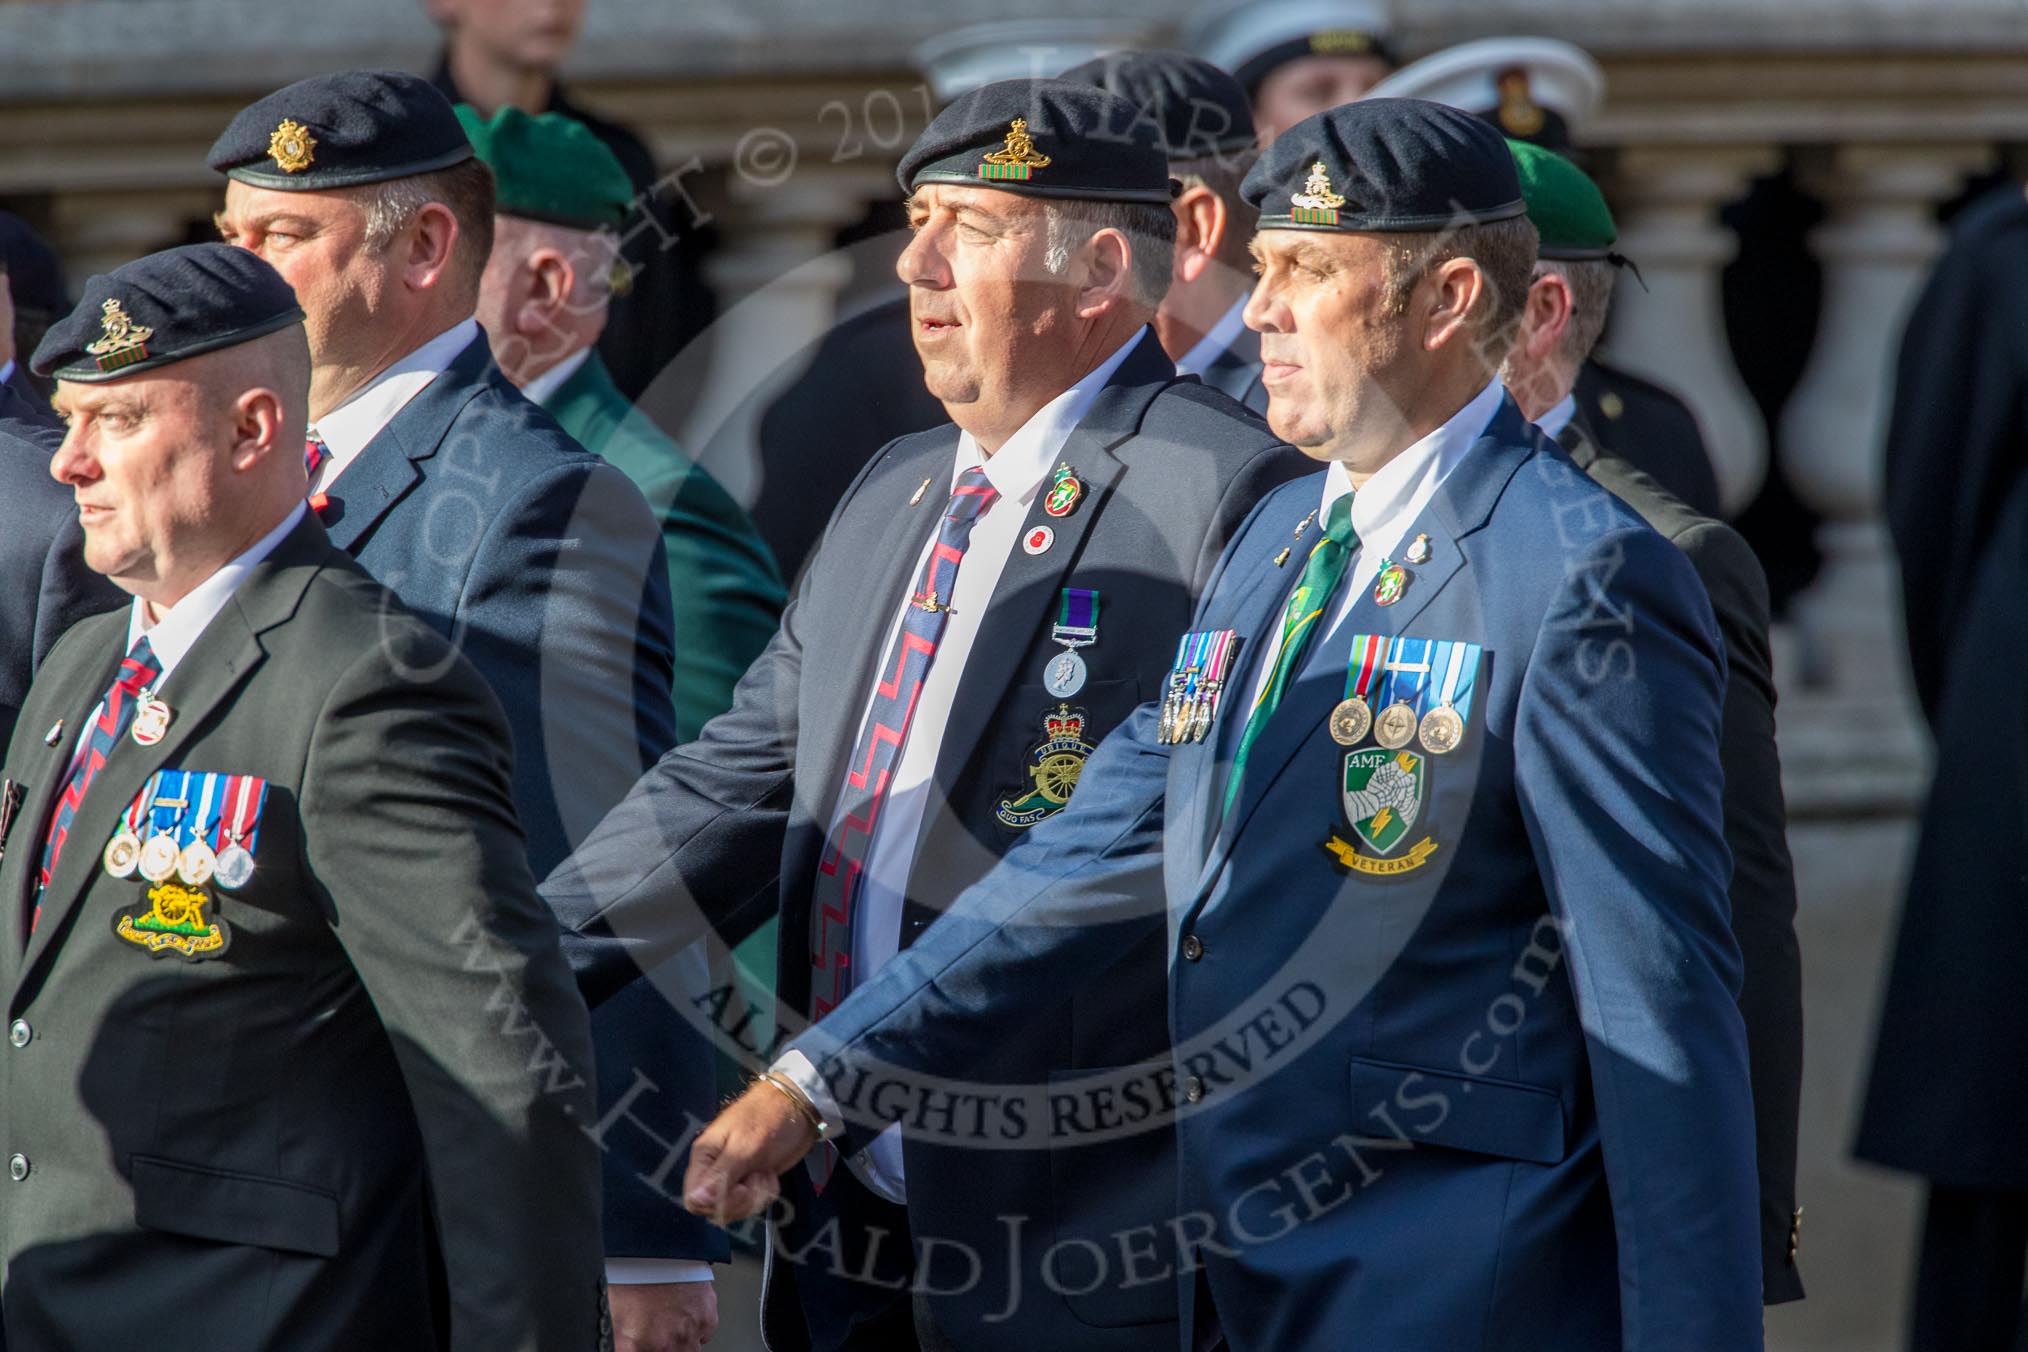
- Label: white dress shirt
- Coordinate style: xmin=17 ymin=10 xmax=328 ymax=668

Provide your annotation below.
xmin=1241 ymin=379 xmax=1504 ymax=717
xmin=518 ymin=346 xmax=592 ymax=407
xmin=126 ymin=503 xmax=306 ymax=679
xmin=307 ymin=318 xmax=479 ymax=493
xmin=1534 ymin=392 xmax=1577 ymax=443
xmin=0 ymin=358 xmax=15 ymax=388
xmin=778 ymin=330 xmax=1146 ymax=1203
xmin=1173 ymin=296 xmax=1250 ymax=379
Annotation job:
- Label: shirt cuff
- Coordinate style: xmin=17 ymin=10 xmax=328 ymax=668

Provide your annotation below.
xmin=605 ymin=1258 xmax=716 ymax=1285
xmin=773 ymin=1049 xmax=844 ymax=1130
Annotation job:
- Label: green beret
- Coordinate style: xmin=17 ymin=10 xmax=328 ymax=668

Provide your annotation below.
xmin=455 ymin=105 xmax=633 ymax=232
xmin=1507 ymin=138 xmax=1615 ymax=260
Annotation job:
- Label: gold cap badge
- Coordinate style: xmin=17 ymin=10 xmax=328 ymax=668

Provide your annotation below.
xmin=1289 ymin=161 xmax=1348 ymax=224
xmin=1309 ymin=30 xmax=1373 ymax=55
xmin=83 ymin=298 xmax=154 ymax=372
xmin=1496 ymin=70 xmax=1545 ymax=138
xmin=979 ymin=118 xmax=1052 ymax=182
xmin=268 ymin=118 xmax=317 ymax=173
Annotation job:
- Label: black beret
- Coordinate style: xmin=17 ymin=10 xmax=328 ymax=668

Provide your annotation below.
xmin=1242 ymin=98 xmax=1525 ymax=233
xmin=1056 ymin=50 xmax=1258 ymax=162
xmin=0 ymin=211 xmax=69 ymax=321
xmin=207 ymin=69 xmax=474 ymax=191
xmin=897 ymin=78 xmax=1176 ymax=204
xmin=31 ymin=243 xmax=303 ymax=383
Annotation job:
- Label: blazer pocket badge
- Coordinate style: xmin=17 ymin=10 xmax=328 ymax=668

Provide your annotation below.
xmin=996 ymin=704 xmax=1096 ymax=829
xmin=109 ymin=768 xmax=270 ymax=960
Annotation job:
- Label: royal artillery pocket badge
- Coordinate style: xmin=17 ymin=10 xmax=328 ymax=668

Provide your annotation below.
xmin=996 ymin=704 xmax=1096 ymax=829
xmin=115 ymin=881 xmax=231 ymax=959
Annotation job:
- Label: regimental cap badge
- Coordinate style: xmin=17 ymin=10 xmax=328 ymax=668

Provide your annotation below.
xmin=268 ymin=118 xmax=317 ymax=173
xmin=1290 ymin=160 xmax=1348 ymax=226
xmin=979 ymin=118 xmax=1052 ymax=183
xmin=1309 ymin=30 xmax=1374 ymax=55
xmin=83 ymin=298 xmax=154 ymax=372
xmin=1496 ymin=69 xmax=1546 ymax=138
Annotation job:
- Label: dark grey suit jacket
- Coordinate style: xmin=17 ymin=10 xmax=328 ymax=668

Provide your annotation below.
xmin=1560 ymin=417 xmax=1805 ymax=1303
xmin=1195 ymin=320 xmax=1268 ymax=415
xmin=546 ymin=331 xmax=1308 ymax=1350
xmin=0 ymin=389 xmax=123 ymax=754
xmin=0 ymin=516 xmax=604 ymax=1351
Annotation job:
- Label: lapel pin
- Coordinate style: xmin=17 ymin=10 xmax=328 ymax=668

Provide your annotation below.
xmin=1043 ymin=464 xmax=1084 ymax=518
xmin=1373 ymin=562 xmax=1409 ymax=607
xmin=1273 ymin=547 xmax=1292 ymax=567
xmin=909 ymin=477 xmax=933 ymax=507
xmin=1405 ymin=533 xmax=1432 ymax=565
xmin=1292 ymin=509 xmax=1317 ymax=539
xmin=1023 ymin=525 xmax=1055 ymax=556
xmin=131 ymin=690 xmax=172 ymax=747
xmin=42 ymin=720 xmax=63 ymax=747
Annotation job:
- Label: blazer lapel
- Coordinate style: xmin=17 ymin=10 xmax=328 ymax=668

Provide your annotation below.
xmin=14 ymin=522 xmax=324 ymax=995
xmin=318 ymin=335 xmax=492 ymax=552
xmin=1195 ymin=398 xmax=1539 ymax=887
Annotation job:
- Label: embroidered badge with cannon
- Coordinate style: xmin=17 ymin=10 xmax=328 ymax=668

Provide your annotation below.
xmin=105 ymin=768 xmax=269 ymax=959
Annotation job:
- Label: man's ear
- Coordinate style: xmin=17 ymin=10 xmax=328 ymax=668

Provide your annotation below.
xmin=1523 ymin=271 xmax=1573 ymax=365
xmin=1172 ymin=185 xmax=1227 ymax=286
xmin=517 ymin=248 xmax=575 ymax=337
xmin=402 ymin=202 xmax=462 ymax=294
xmin=1075 ymin=228 xmax=1134 ymax=320
xmin=230 ymin=387 xmax=287 ymax=473
xmin=1421 ymin=256 xmax=1487 ymax=353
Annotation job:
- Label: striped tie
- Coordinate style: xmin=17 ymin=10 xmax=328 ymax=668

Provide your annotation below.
xmin=305 ymin=436 xmax=331 ymax=518
xmin=36 ymin=636 xmax=162 ymax=907
xmin=808 ymin=466 xmax=998 ymax=1018
xmin=1222 ymin=493 xmax=1357 ymax=816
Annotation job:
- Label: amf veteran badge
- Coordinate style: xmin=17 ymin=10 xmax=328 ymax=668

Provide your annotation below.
xmin=1322 ymin=747 xmax=1439 ymax=877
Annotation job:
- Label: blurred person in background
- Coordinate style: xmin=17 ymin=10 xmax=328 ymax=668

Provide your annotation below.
xmin=0 ymin=211 xmax=69 ymax=414
xmin=426 ymin=0 xmax=714 ymax=404
xmin=1185 ymin=0 xmax=1397 ymax=143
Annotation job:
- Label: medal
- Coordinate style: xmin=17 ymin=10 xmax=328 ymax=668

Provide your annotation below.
xmin=1375 ymin=701 xmax=1418 ymax=749
xmin=1043 ymin=464 xmax=1084 ymax=518
xmin=1373 ymin=562 xmax=1409 ymax=607
xmin=177 ymin=840 xmax=218 ymax=888
xmin=138 ymin=833 xmax=180 ymax=883
xmin=215 ymin=841 xmax=256 ymax=891
xmin=1405 ymin=533 xmax=1433 ymax=565
xmin=138 ymin=770 xmax=187 ymax=883
xmin=131 ymin=689 xmax=171 ymax=746
xmin=174 ymin=771 xmax=224 ymax=886
xmin=211 ymin=772 xmax=269 ymax=891
xmin=102 ymin=825 xmax=142 ymax=879
xmin=1189 ymin=630 xmax=1238 ymax=743
xmin=1416 ymin=639 xmax=1483 ymax=756
xmin=1041 ymin=588 xmax=1099 ymax=699
xmin=1329 ymin=634 xmax=1391 ymax=746
xmin=1157 ymin=631 xmax=1237 ymax=745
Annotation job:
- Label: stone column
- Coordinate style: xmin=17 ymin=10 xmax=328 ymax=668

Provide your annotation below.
xmin=1604 ymin=145 xmax=1780 ymax=516
xmin=671 ymin=162 xmax=895 ymax=510
xmin=1773 ymin=142 xmax=1989 ymax=813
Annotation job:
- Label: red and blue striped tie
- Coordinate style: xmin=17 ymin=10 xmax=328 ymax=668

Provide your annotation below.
xmin=305 ymin=436 xmax=331 ymax=519
xmin=36 ymin=636 xmax=162 ymax=905
xmin=808 ymin=466 xmax=998 ymax=1017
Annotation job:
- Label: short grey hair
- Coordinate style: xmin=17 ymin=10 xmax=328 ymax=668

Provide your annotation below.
xmin=1534 ymin=258 xmax=1616 ymax=367
xmin=344 ymin=158 xmax=497 ymax=293
xmin=1041 ymin=199 xmax=1177 ymax=308
xmin=1376 ymin=216 xmax=1541 ymax=356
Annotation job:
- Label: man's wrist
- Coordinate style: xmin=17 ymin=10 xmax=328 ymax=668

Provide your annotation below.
xmin=755 ymin=1069 xmax=831 ymax=1141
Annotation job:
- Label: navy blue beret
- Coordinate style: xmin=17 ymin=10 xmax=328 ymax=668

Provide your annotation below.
xmin=32 ymin=243 xmax=304 ymax=383
xmin=897 ymin=78 xmax=1176 ymax=204
xmin=1056 ymin=50 xmax=1258 ymax=162
xmin=207 ymin=69 xmax=474 ymax=191
xmin=1242 ymin=97 xmax=1525 ymax=233
xmin=0 ymin=211 xmax=68 ymax=321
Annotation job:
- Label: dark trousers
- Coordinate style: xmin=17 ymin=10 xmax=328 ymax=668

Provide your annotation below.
xmin=782 ymin=1164 xmax=955 ymax=1352
xmin=1911 ymin=1184 xmax=2028 ymax=1352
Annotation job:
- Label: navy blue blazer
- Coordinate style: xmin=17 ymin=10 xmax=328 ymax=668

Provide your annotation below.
xmin=318 ymin=333 xmax=724 ymax=1266
xmin=795 ymin=398 xmax=1763 ymax=1352
xmin=0 ymin=390 xmax=123 ymax=755
xmin=545 ymin=331 xmax=1308 ymax=1349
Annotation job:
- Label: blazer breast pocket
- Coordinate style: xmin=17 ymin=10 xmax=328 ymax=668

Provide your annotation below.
xmin=991 ymin=677 xmax=1142 ymax=836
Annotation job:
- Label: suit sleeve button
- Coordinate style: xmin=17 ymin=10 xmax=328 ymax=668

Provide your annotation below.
xmin=1183 ymin=1076 xmax=1205 ymax=1103
xmin=1181 ymin=935 xmax=1204 ymax=961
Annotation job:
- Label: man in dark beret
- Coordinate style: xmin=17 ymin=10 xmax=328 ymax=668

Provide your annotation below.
xmin=0 ymin=242 xmax=602 ymax=1350
xmin=540 ymin=76 xmax=1307 ymax=1352
xmin=1059 ymin=51 xmax=1270 ymax=412
xmin=683 ymin=97 xmax=1760 ymax=1352
xmin=1500 ymin=137 xmax=1805 ymax=1308
xmin=463 ymin=99 xmax=793 ymax=1352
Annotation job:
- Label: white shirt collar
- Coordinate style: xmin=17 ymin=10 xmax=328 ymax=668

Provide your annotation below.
xmin=1319 ymin=379 xmax=1506 ymax=541
xmin=1174 ymin=296 xmax=1250 ymax=378
xmin=954 ymin=329 xmax=1147 ymax=502
xmin=1534 ymin=392 xmax=1578 ymax=441
xmin=307 ymin=317 xmax=480 ymax=489
xmin=0 ymin=358 xmax=15 ymax=388
xmin=521 ymin=345 xmax=593 ymax=407
xmin=126 ymin=502 xmax=306 ymax=686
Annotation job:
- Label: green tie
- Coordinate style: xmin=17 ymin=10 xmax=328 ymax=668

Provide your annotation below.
xmin=1222 ymin=493 xmax=1358 ymax=817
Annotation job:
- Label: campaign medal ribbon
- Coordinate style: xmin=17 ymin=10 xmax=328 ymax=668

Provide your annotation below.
xmin=176 ymin=772 xmax=222 ymax=888
xmin=1375 ymin=637 xmax=1432 ymax=750
xmin=1190 ymin=630 xmax=1238 ymax=743
xmin=1159 ymin=631 xmax=1208 ymax=745
xmin=102 ymin=773 xmax=155 ymax=879
xmin=137 ymin=769 xmax=189 ymax=883
xmin=1330 ymin=634 xmax=1391 ymax=746
xmin=213 ymin=773 xmax=266 ymax=891
xmin=1418 ymin=640 xmax=1482 ymax=755
xmin=1043 ymin=588 xmax=1100 ymax=698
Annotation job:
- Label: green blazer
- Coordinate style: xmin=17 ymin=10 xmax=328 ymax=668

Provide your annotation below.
xmin=0 ymin=515 xmax=604 ymax=1351
xmin=544 ymin=352 xmax=784 ymax=741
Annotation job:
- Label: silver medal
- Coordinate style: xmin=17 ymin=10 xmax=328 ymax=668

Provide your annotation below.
xmin=1044 ymin=649 xmax=1088 ymax=698
xmin=214 ymin=841 xmax=255 ymax=890
xmin=102 ymin=825 xmax=142 ymax=879
xmin=176 ymin=839 xmax=218 ymax=888
xmin=138 ymin=832 xmax=180 ymax=883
